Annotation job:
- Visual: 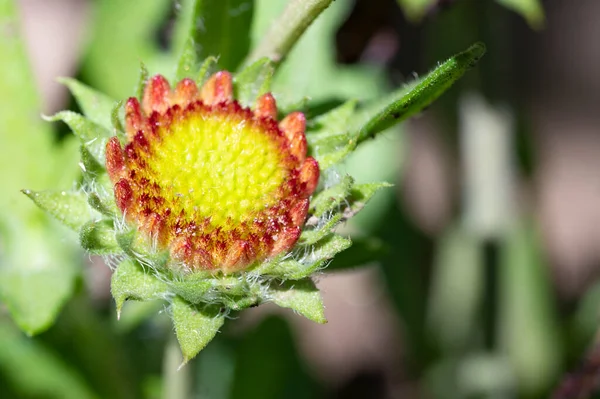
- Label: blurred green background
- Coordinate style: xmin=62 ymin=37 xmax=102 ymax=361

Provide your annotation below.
xmin=2 ymin=0 xmax=599 ymax=398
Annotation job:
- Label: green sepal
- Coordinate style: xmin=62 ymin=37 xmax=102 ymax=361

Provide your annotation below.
xmin=307 ymin=100 xmax=358 ymax=169
xmin=57 ymin=77 xmax=117 ymax=131
xmin=115 ymin=229 xmax=170 ymax=270
xmin=110 ymin=100 xmax=125 ymax=141
xmin=300 ymin=213 xmax=342 ymax=245
xmin=22 ymin=190 xmax=92 ymax=231
xmin=234 ymin=57 xmax=274 ymax=107
xmin=196 ymin=56 xmax=219 ymax=85
xmin=262 ymin=234 xmax=352 ymax=279
xmin=136 ymin=62 xmax=149 ymax=100
xmin=171 ymin=274 xmax=244 ymax=304
xmin=309 ymin=175 xmax=354 ymax=217
xmin=87 ymin=192 xmax=117 ymax=217
xmin=79 ymin=219 xmax=121 ymax=255
xmin=111 ymin=258 xmax=169 ymax=316
xmin=344 ymin=182 xmax=394 ymax=220
xmin=177 ymin=38 xmax=199 ymax=81
xmin=44 ymin=111 xmax=111 ymax=164
xmin=171 ymin=296 xmax=225 ymax=364
xmin=354 ymin=42 xmax=486 ymax=142
xmin=269 ymin=278 xmax=326 ymax=324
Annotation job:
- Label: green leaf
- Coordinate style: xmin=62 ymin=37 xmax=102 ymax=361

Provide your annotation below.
xmin=499 ymin=223 xmax=561 ymax=394
xmin=0 ymin=321 xmax=97 ymax=399
xmin=22 ymin=190 xmax=92 ymax=231
xmin=326 ymin=236 xmax=388 ymax=272
xmin=269 ymin=278 xmax=326 ymax=323
xmin=354 ymin=42 xmax=486 ymax=143
xmin=44 ymin=111 xmax=111 ymax=163
xmin=496 ymin=0 xmax=545 ymax=29
xmin=396 ymin=0 xmax=437 ymax=22
xmin=80 ymin=0 xmax=171 ymax=99
xmin=0 ymin=0 xmax=79 ymax=335
xmin=110 ymin=258 xmax=169 ymax=315
xmin=310 ymin=99 xmax=357 ymax=132
xmin=234 ymin=57 xmax=274 ymax=107
xmin=0 ymin=222 xmax=79 ymax=335
xmin=79 ymin=219 xmax=121 ymax=255
xmin=426 ymin=226 xmax=483 ymax=351
xmin=309 ymin=174 xmax=354 ymax=217
xmin=183 ymin=0 xmax=254 ymax=72
xmin=171 ymin=296 xmax=225 ymax=363
xmin=58 ymin=78 xmax=117 ymax=131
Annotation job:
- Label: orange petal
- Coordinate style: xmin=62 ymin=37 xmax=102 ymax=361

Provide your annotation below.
xmin=255 ymin=93 xmax=278 ymax=119
xmin=124 ymin=98 xmax=145 ymax=139
xmin=200 ymin=71 xmax=233 ymax=105
xmin=106 ymin=136 xmax=126 ymax=182
xmin=173 ymin=78 xmax=199 ymax=107
xmin=299 ymin=157 xmax=320 ymax=197
xmin=279 ymin=112 xmax=307 ymax=162
xmin=142 ymin=75 xmax=171 ymax=115
xmin=290 ymin=199 xmax=309 ymax=226
xmin=270 ymin=226 xmax=301 ymax=257
xmin=114 ymin=178 xmax=134 ymax=213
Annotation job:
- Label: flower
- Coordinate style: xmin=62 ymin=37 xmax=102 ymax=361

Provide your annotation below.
xmin=105 ymin=72 xmax=320 ymax=273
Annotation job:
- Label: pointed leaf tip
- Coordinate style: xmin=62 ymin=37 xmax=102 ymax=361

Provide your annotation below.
xmin=22 ymin=189 xmax=92 ymax=231
xmin=354 ymin=42 xmax=486 ymax=142
xmin=111 ymin=259 xmax=169 ymax=314
xmin=171 ymin=296 xmax=225 ymax=363
xmin=57 ymin=77 xmax=117 ymax=131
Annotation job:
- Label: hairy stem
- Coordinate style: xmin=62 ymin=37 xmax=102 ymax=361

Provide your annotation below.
xmin=245 ymin=0 xmax=335 ymax=65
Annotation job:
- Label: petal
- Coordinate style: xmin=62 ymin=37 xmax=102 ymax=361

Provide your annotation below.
xmin=223 ymin=240 xmax=254 ymax=272
xmin=279 ymin=112 xmax=307 ymax=162
xmin=255 ymin=93 xmax=278 ymax=120
xmin=200 ymin=71 xmax=233 ymax=105
xmin=142 ymin=75 xmax=171 ymax=115
xmin=173 ymin=78 xmax=199 ymax=107
xmin=270 ymin=226 xmax=301 ymax=257
xmin=124 ymin=98 xmax=145 ymax=139
xmin=114 ymin=178 xmax=134 ymax=213
xmin=106 ymin=136 xmax=126 ymax=182
xmin=299 ymin=157 xmax=320 ymax=197
xmin=290 ymin=199 xmax=309 ymax=226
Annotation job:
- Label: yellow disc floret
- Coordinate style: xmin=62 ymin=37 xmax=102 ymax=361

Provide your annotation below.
xmin=105 ymin=72 xmax=320 ymax=273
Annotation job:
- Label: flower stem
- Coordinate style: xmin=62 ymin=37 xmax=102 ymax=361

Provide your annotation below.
xmin=162 ymin=335 xmax=190 ymax=399
xmin=245 ymin=0 xmax=335 ymax=65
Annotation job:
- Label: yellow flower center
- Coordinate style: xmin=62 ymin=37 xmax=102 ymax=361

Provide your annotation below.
xmin=149 ymin=112 xmax=286 ymax=228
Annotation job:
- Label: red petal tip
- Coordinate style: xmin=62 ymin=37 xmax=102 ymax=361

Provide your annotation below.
xmin=200 ymin=71 xmax=233 ymax=105
xmin=255 ymin=93 xmax=278 ymax=120
xmin=280 ymin=112 xmax=307 ymax=162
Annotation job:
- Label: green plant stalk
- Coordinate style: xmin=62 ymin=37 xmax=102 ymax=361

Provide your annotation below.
xmin=163 ymin=335 xmax=191 ymax=399
xmin=244 ymin=0 xmax=335 ymax=65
